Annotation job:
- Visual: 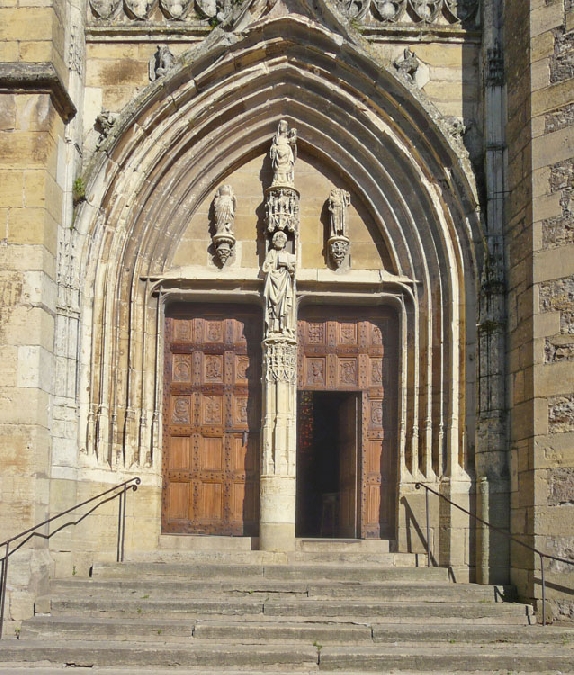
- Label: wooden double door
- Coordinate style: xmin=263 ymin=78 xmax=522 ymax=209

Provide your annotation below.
xmin=162 ymin=304 xmax=261 ymax=535
xmin=162 ymin=303 xmax=398 ymax=539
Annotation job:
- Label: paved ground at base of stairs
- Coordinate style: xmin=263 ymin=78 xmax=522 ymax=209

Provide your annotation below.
xmin=0 ymin=668 xmax=570 ymax=675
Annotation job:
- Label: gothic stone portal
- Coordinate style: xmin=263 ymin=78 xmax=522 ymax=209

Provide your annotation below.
xmin=162 ymin=304 xmax=398 ymax=539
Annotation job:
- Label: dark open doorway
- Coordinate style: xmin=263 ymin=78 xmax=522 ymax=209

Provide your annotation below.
xmin=296 ymin=391 xmax=360 ymax=538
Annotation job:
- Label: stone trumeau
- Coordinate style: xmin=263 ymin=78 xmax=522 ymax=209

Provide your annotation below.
xmin=0 ymin=0 xmax=574 ymax=631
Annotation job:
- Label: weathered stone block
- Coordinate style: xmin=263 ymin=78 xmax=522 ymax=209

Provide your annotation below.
xmin=18 ymin=40 xmax=53 ymax=63
xmin=550 ymin=28 xmax=574 ymax=83
xmin=545 ymin=102 xmax=574 ymax=134
xmin=0 ymin=170 xmax=24 ymax=207
xmin=539 ymin=274 xmax=574 ymax=332
xmin=545 ymin=334 xmax=574 ymax=362
xmin=548 ymin=394 xmax=574 ymax=432
xmin=548 ymin=467 xmax=574 ymax=505
xmin=532 ymin=29 xmax=556 ymax=63
xmin=0 ymin=8 xmax=54 ymax=41
xmin=531 ymin=2 xmax=566 ymax=38
xmin=550 ymin=158 xmax=574 ymax=192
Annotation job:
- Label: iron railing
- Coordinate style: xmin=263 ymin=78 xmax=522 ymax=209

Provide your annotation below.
xmin=415 ymin=482 xmax=574 ymax=626
xmin=0 ymin=476 xmax=141 ymax=639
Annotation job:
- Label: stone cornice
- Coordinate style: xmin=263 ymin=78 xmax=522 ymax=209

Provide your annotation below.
xmin=0 ymin=63 xmax=77 ymax=123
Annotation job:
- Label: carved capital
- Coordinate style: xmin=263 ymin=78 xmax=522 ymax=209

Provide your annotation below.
xmin=263 ymin=339 xmax=297 ymax=384
xmin=265 ymin=187 xmax=300 ymax=236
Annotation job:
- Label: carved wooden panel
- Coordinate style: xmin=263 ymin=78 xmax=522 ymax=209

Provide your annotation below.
xmin=162 ymin=303 xmax=261 ymax=536
xmin=298 ymin=306 xmax=398 ymax=539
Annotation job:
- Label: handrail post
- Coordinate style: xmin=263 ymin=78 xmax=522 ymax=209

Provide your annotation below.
xmin=425 ymin=486 xmax=431 ymax=567
xmin=540 ymin=552 xmax=546 ymax=626
xmin=116 ymin=486 xmax=127 ymax=563
xmin=0 ymin=543 xmax=10 ymax=640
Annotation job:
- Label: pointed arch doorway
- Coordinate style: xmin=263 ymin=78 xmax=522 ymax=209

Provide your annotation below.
xmin=296 ymin=305 xmax=399 ymax=540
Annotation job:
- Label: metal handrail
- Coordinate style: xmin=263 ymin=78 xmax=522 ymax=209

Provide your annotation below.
xmin=415 ymin=482 xmax=574 ymax=626
xmin=0 ymin=476 xmax=141 ymax=639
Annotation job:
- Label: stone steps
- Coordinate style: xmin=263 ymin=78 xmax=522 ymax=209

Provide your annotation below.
xmin=2 ymin=549 xmax=574 ymax=673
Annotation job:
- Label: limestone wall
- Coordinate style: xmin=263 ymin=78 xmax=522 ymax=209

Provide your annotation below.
xmin=506 ymin=0 xmax=574 ymax=620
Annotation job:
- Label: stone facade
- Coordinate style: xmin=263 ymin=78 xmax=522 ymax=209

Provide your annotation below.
xmin=0 ymin=0 xmax=573 ymax=625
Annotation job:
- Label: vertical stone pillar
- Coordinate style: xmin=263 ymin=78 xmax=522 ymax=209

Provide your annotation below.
xmin=259 ymin=119 xmax=299 ymax=551
xmin=260 ymin=339 xmax=297 ymax=550
xmin=476 ymin=0 xmax=510 ymax=585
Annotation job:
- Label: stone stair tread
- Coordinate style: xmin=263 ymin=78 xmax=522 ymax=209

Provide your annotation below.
xmin=316 ymin=643 xmax=574 ymax=671
xmin=50 ymin=577 xmax=500 ymax=593
xmin=0 ymin=669 xmax=567 ymax=675
xmin=92 ymin=562 xmax=443 ymax=577
xmin=0 ymin=640 xmax=320 ymax=667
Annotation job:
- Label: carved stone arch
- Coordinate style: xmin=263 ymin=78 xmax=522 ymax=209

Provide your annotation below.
xmin=73 ymin=14 xmax=484 ymax=556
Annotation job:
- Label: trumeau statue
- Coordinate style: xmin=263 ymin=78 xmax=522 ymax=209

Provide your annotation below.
xmin=263 ymin=231 xmax=296 ymax=338
xmin=270 ymin=120 xmax=297 ymax=188
xmin=212 ymin=184 xmax=236 ymax=265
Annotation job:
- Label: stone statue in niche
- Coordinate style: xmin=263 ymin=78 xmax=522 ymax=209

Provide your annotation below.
xmin=329 ymin=188 xmax=350 ymax=238
xmin=149 ymin=46 xmax=176 ymax=81
xmin=270 ymin=119 xmax=297 ymax=188
xmin=212 ymin=184 xmax=236 ymax=265
xmin=263 ymin=231 xmax=296 ymax=338
xmin=327 ymin=188 xmax=351 ymax=269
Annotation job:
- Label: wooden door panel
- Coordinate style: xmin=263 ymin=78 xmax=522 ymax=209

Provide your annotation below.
xmin=167 ymin=482 xmax=191 ymax=521
xmin=339 ymin=394 xmax=358 ymax=538
xmin=162 ymin=304 xmax=261 ymax=536
xmin=197 ymin=482 xmax=223 ymax=520
xmin=199 ymin=437 xmax=224 ymax=471
xmin=169 ymin=436 xmax=191 ymax=470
